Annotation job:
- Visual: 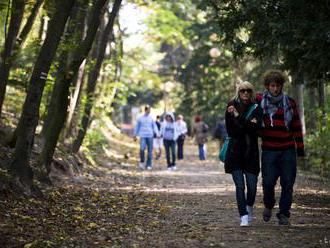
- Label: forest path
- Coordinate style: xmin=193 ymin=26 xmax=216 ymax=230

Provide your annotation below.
xmin=86 ymin=140 xmax=330 ymax=247
xmin=1 ymin=140 xmax=330 ymax=247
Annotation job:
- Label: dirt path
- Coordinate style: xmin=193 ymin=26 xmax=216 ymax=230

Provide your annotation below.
xmin=1 ymin=140 xmax=330 ymax=247
xmin=76 ymin=138 xmax=330 ymax=247
xmin=104 ymin=141 xmax=330 ymax=247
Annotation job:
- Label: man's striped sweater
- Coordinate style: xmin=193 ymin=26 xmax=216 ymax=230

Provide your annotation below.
xmin=256 ymin=93 xmax=305 ymax=157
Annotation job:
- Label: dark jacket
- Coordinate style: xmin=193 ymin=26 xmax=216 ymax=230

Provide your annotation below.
xmin=224 ymin=99 xmax=262 ymax=175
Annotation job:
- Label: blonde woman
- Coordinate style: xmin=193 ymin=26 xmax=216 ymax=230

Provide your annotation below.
xmin=225 ymin=81 xmax=262 ymax=226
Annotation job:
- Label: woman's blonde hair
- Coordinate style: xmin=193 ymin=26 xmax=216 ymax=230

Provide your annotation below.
xmin=233 ymin=81 xmax=255 ymax=101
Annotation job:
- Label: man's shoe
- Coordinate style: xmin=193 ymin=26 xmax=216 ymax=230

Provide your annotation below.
xmin=171 ymin=165 xmax=177 ymax=171
xmin=277 ymin=213 xmax=290 ymax=225
xmin=138 ymin=162 xmax=145 ymax=170
xmin=146 ymin=166 xmax=152 ymax=170
xmin=240 ymin=215 xmax=249 ymax=227
xmin=263 ymin=208 xmax=272 ymax=222
xmin=246 ymin=205 xmax=253 ymax=222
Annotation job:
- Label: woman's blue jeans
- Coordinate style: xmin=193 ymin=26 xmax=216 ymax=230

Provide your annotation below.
xmin=232 ymin=170 xmax=258 ymax=216
xmin=164 ymin=139 xmax=176 ymax=167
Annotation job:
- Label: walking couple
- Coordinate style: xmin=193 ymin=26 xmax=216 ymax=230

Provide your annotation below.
xmin=224 ymin=70 xmax=304 ymax=226
xmin=133 ymin=106 xmax=187 ymax=171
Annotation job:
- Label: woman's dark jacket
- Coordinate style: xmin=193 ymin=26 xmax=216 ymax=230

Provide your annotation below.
xmin=224 ymin=99 xmax=262 ymax=175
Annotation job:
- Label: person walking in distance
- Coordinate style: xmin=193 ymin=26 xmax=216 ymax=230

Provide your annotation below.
xmin=153 ymin=115 xmax=162 ymax=160
xmin=192 ymin=116 xmax=208 ymax=160
xmin=257 ymin=70 xmax=305 ymax=225
xmin=225 ymin=81 xmax=262 ymax=226
xmin=176 ymin=114 xmax=188 ymax=160
xmin=213 ymin=116 xmax=227 ymax=147
xmin=133 ymin=105 xmax=159 ymax=170
xmin=161 ymin=112 xmax=179 ymax=171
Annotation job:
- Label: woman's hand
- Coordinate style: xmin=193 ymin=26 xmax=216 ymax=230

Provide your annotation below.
xmin=227 ymin=106 xmax=239 ymax=117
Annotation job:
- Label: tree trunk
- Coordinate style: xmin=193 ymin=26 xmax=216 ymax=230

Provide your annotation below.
xmin=38 ymin=0 xmax=109 ymax=172
xmin=10 ymin=0 xmax=75 ymax=192
xmin=40 ymin=0 xmax=83 ymax=139
xmin=292 ymin=83 xmax=306 ymax=135
xmin=65 ymin=0 xmax=91 ymax=137
xmin=65 ymin=59 xmax=86 ymax=136
xmin=102 ymin=19 xmax=123 ymax=112
xmin=38 ymin=14 xmax=49 ymax=41
xmin=71 ymin=0 xmax=122 ymax=153
xmin=307 ymin=86 xmax=317 ymax=131
xmin=291 ymin=73 xmax=306 ymax=135
xmin=4 ymin=1 xmax=44 ymax=147
xmin=318 ymin=80 xmax=325 ymax=110
xmin=0 ymin=0 xmax=25 ymax=118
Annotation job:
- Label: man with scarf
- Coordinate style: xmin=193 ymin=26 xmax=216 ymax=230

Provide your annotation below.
xmin=256 ymin=70 xmax=305 ymax=225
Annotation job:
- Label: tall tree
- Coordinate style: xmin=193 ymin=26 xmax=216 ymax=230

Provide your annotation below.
xmin=38 ymin=0 xmax=110 ymax=173
xmin=0 ymin=0 xmax=25 ymax=118
xmin=10 ymin=0 xmax=75 ymax=193
xmin=65 ymin=58 xmax=86 ymax=136
xmin=72 ymin=0 xmax=122 ymax=153
xmin=40 ymin=0 xmax=89 ymax=139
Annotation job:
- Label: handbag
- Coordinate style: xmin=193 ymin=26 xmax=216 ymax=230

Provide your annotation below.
xmin=218 ymin=103 xmax=258 ymax=162
xmin=219 ymin=137 xmax=231 ymax=162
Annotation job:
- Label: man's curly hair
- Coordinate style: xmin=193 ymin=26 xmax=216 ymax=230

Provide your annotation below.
xmin=263 ymin=70 xmax=286 ymax=86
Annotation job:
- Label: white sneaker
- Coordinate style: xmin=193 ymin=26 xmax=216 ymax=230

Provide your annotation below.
xmin=240 ymin=215 xmax=249 ymax=227
xmin=146 ymin=166 xmax=152 ymax=170
xmin=246 ymin=205 xmax=253 ymax=222
xmin=167 ymin=167 xmax=172 ymax=171
xmin=138 ymin=162 xmax=145 ymax=169
xmin=171 ymin=166 xmax=177 ymax=171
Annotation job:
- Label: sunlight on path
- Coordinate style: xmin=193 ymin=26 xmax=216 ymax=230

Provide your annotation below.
xmin=108 ymin=141 xmax=236 ymax=195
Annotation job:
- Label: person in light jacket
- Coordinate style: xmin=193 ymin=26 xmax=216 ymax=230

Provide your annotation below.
xmin=153 ymin=115 xmax=163 ymax=160
xmin=134 ymin=105 xmax=159 ymax=170
xmin=176 ymin=114 xmax=188 ymax=160
xmin=161 ymin=112 xmax=179 ymax=171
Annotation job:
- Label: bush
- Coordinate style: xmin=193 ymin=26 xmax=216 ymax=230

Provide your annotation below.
xmin=305 ymin=111 xmax=330 ymax=177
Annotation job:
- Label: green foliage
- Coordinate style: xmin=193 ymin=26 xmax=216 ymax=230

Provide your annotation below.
xmin=0 ymin=2 xmax=8 ymax=45
xmin=202 ymin=0 xmax=330 ymax=82
xmin=0 ymin=0 xmax=8 ymax=10
xmin=173 ymin=9 xmax=236 ymax=127
xmin=305 ymin=111 xmax=330 ymax=176
xmin=144 ymin=7 xmax=189 ymax=46
xmin=84 ymin=126 xmax=108 ymax=152
xmin=9 ymin=38 xmax=41 ymax=85
xmin=117 ymin=45 xmax=163 ymax=107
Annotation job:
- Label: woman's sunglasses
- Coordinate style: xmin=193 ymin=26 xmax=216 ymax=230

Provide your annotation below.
xmin=239 ymin=89 xmax=252 ymax=94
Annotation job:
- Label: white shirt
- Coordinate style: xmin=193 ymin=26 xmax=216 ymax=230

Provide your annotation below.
xmin=176 ymin=120 xmax=188 ymax=136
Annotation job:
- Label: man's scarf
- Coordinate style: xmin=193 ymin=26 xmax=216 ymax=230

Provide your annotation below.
xmin=261 ymin=90 xmax=292 ymax=128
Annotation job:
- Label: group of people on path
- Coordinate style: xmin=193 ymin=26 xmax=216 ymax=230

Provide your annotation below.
xmin=133 ymin=69 xmax=304 ymax=227
xmin=224 ymin=70 xmax=304 ymax=227
xmin=133 ymin=107 xmax=188 ymax=171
